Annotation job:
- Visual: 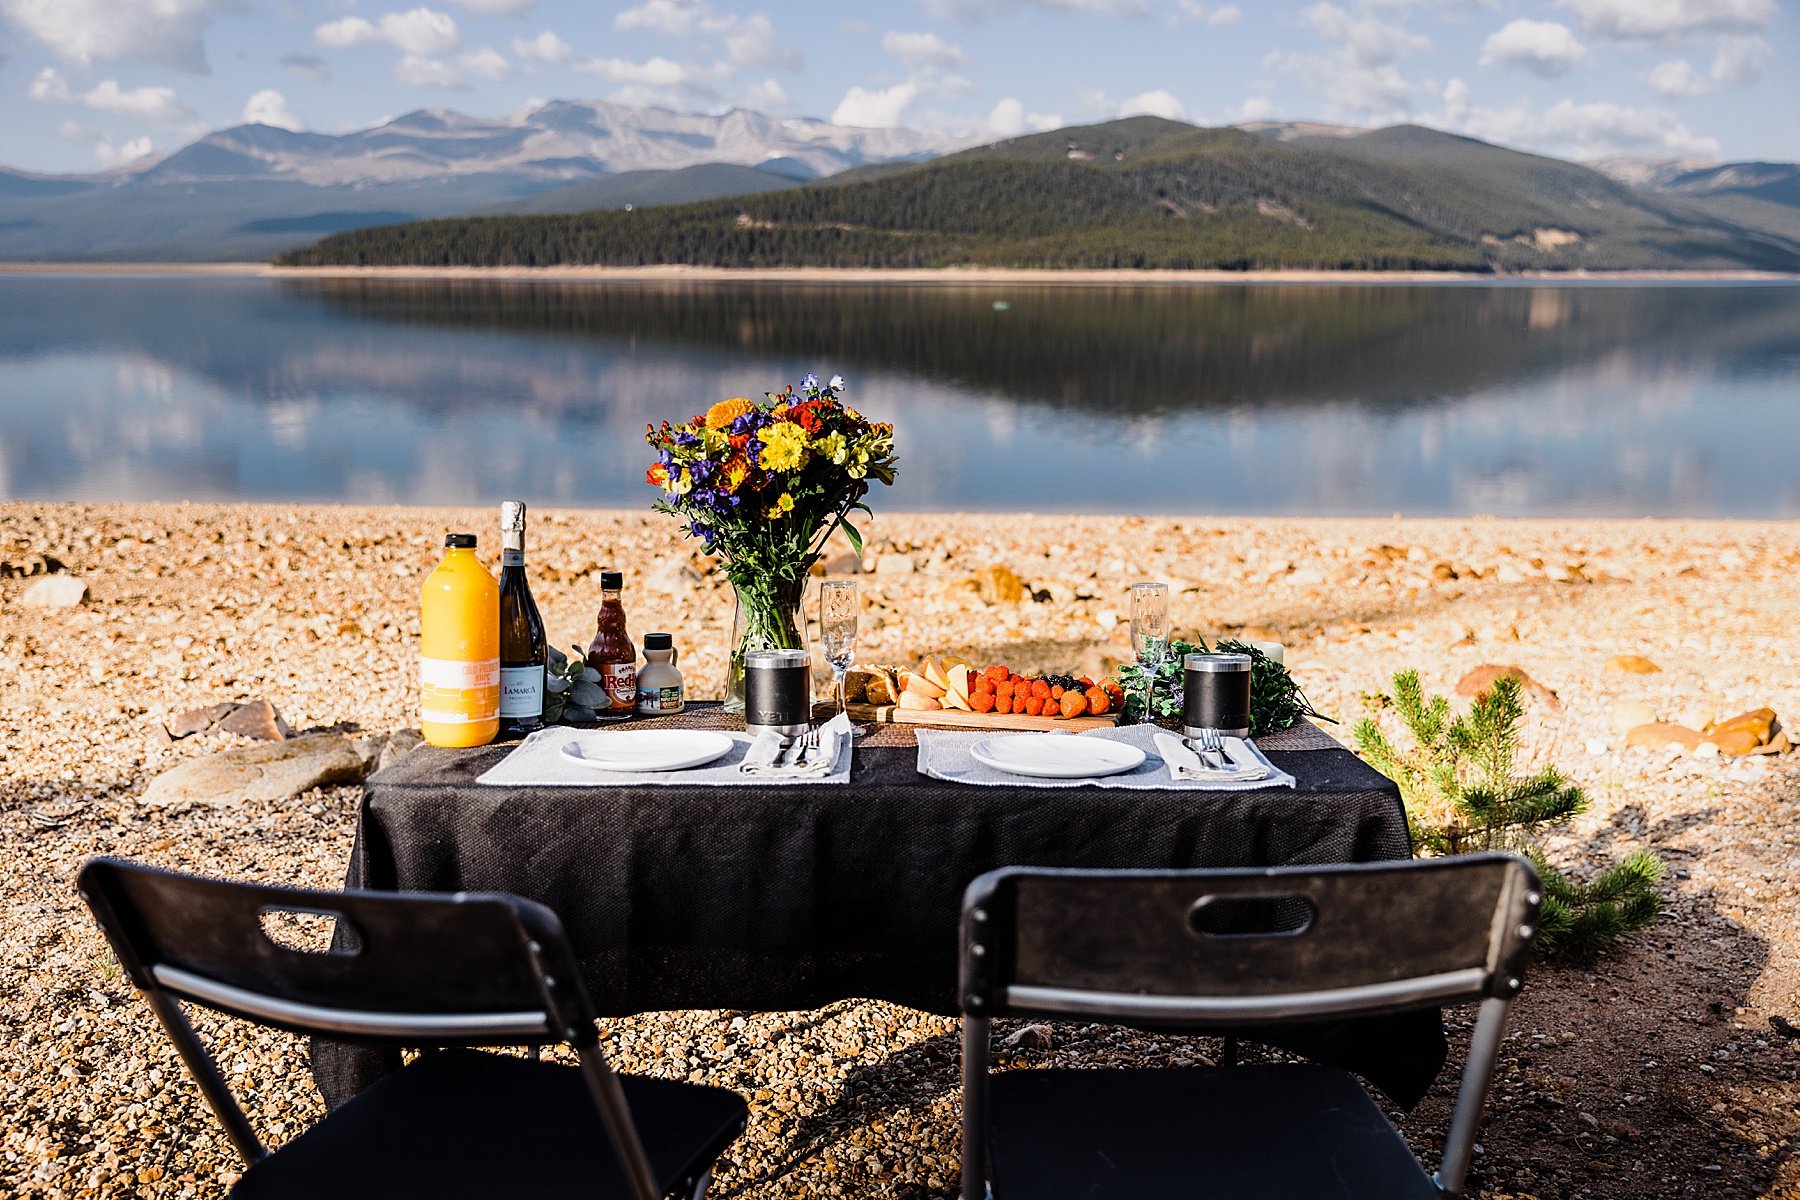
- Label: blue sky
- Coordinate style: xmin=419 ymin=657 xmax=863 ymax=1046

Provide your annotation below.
xmin=0 ymin=0 xmax=1792 ymax=174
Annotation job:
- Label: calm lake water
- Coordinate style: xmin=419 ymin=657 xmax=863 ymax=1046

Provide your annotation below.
xmin=1 ymin=273 xmax=1797 ymax=516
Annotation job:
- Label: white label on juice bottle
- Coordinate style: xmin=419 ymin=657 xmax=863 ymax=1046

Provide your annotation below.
xmin=499 ymin=665 xmax=545 ymax=718
xmin=599 ymin=662 xmax=637 ymax=709
xmin=420 ymin=656 xmax=500 ymax=724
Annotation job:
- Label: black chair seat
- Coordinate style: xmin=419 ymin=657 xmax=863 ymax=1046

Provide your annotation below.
xmin=234 ymin=1049 xmax=747 ymax=1200
xmin=988 ymin=1064 xmax=1440 ymax=1200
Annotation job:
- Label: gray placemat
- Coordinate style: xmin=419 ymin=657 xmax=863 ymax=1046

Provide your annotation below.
xmin=477 ymin=724 xmax=851 ymax=787
xmin=916 ymin=723 xmax=1297 ymax=790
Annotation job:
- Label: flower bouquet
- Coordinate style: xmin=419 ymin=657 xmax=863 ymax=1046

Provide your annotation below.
xmin=646 ymin=373 xmax=898 ymax=710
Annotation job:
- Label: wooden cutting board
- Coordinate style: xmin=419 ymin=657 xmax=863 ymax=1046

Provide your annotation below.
xmin=828 ymin=701 xmax=1121 ymax=733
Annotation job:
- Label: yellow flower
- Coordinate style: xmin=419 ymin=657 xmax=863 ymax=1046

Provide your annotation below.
xmin=668 ymin=467 xmax=693 ymax=496
xmin=812 ymin=430 xmax=848 ymax=466
xmin=723 ymin=454 xmax=751 ymax=492
xmin=705 ymin=397 xmax=756 ymax=429
xmin=765 ymin=492 xmax=795 ymax=519
xmin=759 ymin=421 xmax=809 ymax=473
xmin=700 ymin=427 xmax=730 ymax=456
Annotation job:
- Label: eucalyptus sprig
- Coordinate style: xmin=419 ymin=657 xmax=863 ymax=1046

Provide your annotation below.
xmin=1118 ymin=637 xmax=1333 ymax=736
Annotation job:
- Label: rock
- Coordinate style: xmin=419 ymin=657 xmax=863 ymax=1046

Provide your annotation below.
xmin=375 ymin=729 xmax=424 ymax=773
xmin=1288 ymin=567 xmax=1326 ymax=587
xmin=1705 ymin=708 xmax=1776 ymax=746
xmin=1455 ymin=664 xmax=1562 ymax=712
xmin=821 ymin=552 xmax=864 ymax=577
xmin=967 ymin=564 xmax=1027 ymax=606
xmin=1703 ymin=730 xmax=1761 ymax=757
xmin=218 ymin=699 xmax=291 ymax=742
xmin=168 ymin=702 xmax=237 ymax=738
xmin=1625 ymin=723 xmax=1705 ymax=751
xmin=1584 ymin=738 xmax=1609 ymax=756
xmin=1693 ymin=741 xmax=1721 ymax=759
xmin=875 ymin=554 xmax=916 ymax=576
xmin=1432 ymin=562 xmax=1458 ymax=581
xmin=1496 ymin=564 xmax=1526 ymax=585
xmin=647 ymin=558 xmax=703 ymax=591
xmin=141 ymin=733 xmax=367 ymax=808
xmin=1001 ymin=1023 xmax=1053 ymax=1051
xmin=168 ymin=699 xmax=290 ymax=741
xmin=1604 ymin=654 xmax=1661 ymax=675
xmin=1751 ymin=731 xmax=1792 ymax=756
xmin=1610 ymin=700 xmax=1657 ymax=733
xmin=1095 ymin=609 xmax=1120 ymax=630
xmin=21 ymin=575 xmax=88 ymax=607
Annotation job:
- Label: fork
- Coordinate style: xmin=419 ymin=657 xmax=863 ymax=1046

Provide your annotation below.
xmin=786 ymin=727 xmax=822 ymax=769
xmin=1185 ymin=728 xmax=1228 ymax=771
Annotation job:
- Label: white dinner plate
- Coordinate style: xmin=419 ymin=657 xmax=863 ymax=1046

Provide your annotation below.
xmin=558 ymin=729 xmax=736 ymax=773
xmin=969 ymin=734 xmax=1147 ymax=779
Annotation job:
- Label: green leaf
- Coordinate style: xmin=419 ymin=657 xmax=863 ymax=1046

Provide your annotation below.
xmin=840 ymin=519 xmax=864 ymax=558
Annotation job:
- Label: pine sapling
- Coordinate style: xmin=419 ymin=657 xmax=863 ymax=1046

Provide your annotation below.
xmin=1355 ymin=669 xmax=1664 ymax=957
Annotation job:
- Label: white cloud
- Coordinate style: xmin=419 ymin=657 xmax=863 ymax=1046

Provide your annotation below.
xmin=741 ymin=78 xmax=787 ymax=109
xmin=28 ymin=67 xmax=193 ymax=122
xmin=394 ymin=55 xmax=463 ymax=86
xmin=1236 ymin=95 xmax=1277 ymax=120
xmin=922 ymin=0 xmax=1149 ymax=17
xmin=511 ymin=30 xmax=573 ymax=63
xmin=242 ymin=88 xmax=305 ymax=131
xmin=445 ymin=0 xmax=533 ymax=14
xmin=0 ymin=0 xmax=222 ymax=73
xmin=573 ymin=55 xmax=690 ymax=85
xmin=1558 ymin=0 xmax=1774 ymax=41
xmin=1176 ymin=1 xmax=1241 ymax=25
xmin=1269 ymin=3 xmax=1433 ymax=126
xmin=82 ymin=79 xmax=191 ymax=120
xmin=614 ymin=1 xmax=802 ymax=73
xmin=1454 ymin=96 xmax=1721 ymax=159
xmin=1303 ymin=3 xmax=1430 ymax=68
xmin=615 ymin=0 xmax=701 ymax=36
xmin=881 ymin=30 xmax=968 ymax=67
xmin=314 ymin=17 xmax=381 ymax=48
xmin=380 ymin=8 xmax=462 ymax=56
xmin=1120 ymin=88 xmax=1186 ymax=119
xmin=94 ymin=134 xmax=153 ymax=166
xmin=1645 ymin=58 xmax=1709 ymax=96
xmin=831 ymin=82 xmax=920 ymax=128
xmin=1479 ymin=19 xmax=1588 ymax=77
xmin=280 ymin=52 xmax=330 ymax=81
xmin=987 ymin=96 xmax=1062 ymax=135
xmin=315 ymin=8 xmax=461 ymax=56
xmin=1711 ymin=34 xmax=1769 ymax=84
xmin=460 ymin=46 xmax=512 ymax=80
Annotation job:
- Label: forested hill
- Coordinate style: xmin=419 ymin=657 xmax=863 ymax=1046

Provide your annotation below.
xmin=276 ymin=118 xmax=1800 ymax=273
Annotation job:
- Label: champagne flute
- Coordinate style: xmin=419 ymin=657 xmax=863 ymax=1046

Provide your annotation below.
xmin=1129 ymin=582 xmax=1171 ymax=724
xmin=819 ymin=580 xmax=861 ymax=734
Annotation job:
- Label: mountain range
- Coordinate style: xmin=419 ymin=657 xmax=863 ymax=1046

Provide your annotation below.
xmin=0 ymin=101 xmax=962 ymax=261
xmin=282 ymin=116 xmax=1800 ymax=274
xmin=1 ymin=100 xmax=1796 ymax=268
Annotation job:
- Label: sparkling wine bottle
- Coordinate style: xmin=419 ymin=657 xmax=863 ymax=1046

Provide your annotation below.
xmin=497 ymin=501 xmax=547 ymax=737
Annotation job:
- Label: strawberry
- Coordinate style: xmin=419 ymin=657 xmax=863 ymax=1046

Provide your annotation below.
xmin=1023 ymin=695 xmax=1045 ymax=717
xmin=1085 ymin=686 xmax=1110 ymax=715
xmin=1061 ymin=691 xmax=1089 ymax=718
xmin=971 ymin=692 xmax=996 ymax=714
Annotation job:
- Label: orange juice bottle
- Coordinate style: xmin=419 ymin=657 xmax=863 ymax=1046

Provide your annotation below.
xmin=420 ymin=533 xmax=500 ymax=747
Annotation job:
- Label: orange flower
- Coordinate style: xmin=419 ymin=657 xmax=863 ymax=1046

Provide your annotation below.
xmin=705 ymin=397 xmax=756 ymax=429
xmin=646 ymin=464 xmax=669 ymax=488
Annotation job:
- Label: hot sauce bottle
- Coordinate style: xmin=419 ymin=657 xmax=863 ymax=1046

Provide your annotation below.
xmin=585 ymin=570 xmax=636 ymax=723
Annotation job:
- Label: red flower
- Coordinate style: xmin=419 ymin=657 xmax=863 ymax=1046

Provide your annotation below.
xmin=646 ymin=464 xmax=669 ymax=488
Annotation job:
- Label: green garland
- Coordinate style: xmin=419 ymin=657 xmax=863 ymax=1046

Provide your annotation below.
xmin=1117 ymin=637 xmax=1333 ymax=735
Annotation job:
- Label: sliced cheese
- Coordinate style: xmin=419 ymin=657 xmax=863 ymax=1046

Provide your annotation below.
xmin=944 ymin=663 xmax=972 ymax=710
xmin=897 ymin=690 xmax=942 ymax=711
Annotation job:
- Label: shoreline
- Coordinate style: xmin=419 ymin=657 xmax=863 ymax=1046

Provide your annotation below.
xmin=3 ymin=260 xmax=1798 ymax=285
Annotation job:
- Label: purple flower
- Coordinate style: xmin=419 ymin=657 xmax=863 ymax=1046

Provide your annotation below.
xmin=799 ymin=372 xmax=819 ymax=392
xmin=730 ymin=412 xmax=764 ymax=438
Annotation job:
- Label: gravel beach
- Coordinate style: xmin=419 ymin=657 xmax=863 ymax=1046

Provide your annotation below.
xmin=4 ymin=502 xmax=1797 ymax=1198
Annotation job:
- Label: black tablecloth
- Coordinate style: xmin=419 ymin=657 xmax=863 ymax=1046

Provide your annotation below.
xmin=314 ymin=709 xmax=1444 ymax=1109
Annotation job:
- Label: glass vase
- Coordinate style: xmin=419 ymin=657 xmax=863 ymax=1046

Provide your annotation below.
xmin=723 ymin=577 xmax=809 ymax=714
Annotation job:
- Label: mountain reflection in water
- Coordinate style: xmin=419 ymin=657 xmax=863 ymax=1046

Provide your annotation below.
xmin=0 ymin=273 xmax=1795 ymax=515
